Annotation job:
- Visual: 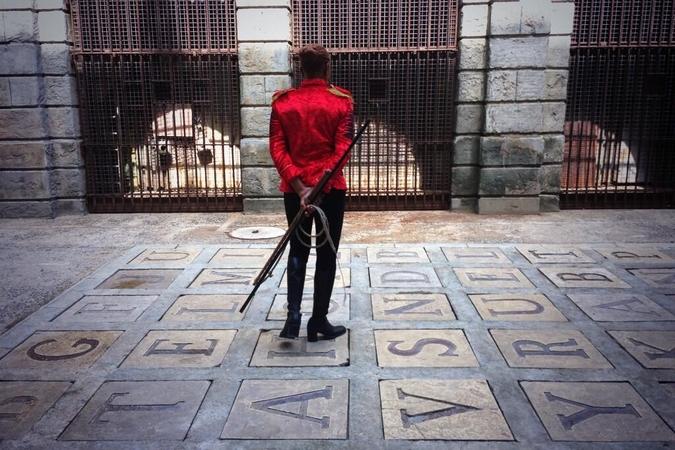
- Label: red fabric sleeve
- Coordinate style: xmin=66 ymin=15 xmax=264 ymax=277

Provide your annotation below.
xmin=326 ymin=104 xmax=355 ymax=176
xmin=269 ymin=106 xmax=301 ymax=185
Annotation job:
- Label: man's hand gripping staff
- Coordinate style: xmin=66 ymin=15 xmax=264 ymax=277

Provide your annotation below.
xmin=238 ymin=120 xmax=371 ymax=314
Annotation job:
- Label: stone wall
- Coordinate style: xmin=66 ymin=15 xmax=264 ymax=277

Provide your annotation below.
xmin=477 ymin=0 xmax=574 ymax=214
xmin=0 ymin=0 xmax=84 ymax=218
xmin=237 ymin=0 xmax=291 ymax=213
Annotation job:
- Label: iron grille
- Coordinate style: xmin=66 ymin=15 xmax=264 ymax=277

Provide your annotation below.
xmin=562 ymin=0 xmax=675 ymax=209
xmin=70 ymin=0 xmax=242 ymax=212
xmin=292 ymin=0 xmax=458 ymax=210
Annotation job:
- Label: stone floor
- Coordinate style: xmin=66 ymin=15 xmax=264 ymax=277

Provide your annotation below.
xmin=0 ymin=243 xmax=674 ymax=449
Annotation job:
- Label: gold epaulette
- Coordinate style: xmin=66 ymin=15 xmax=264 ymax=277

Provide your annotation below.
xmin=327 ymin=85 xmax=353 ymax=101
xmin=271 ymin=88 xmax=295 ymax=103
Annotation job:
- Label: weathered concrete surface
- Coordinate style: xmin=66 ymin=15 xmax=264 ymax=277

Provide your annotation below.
xmin=1 ymin=209 xmax=675 ymax=332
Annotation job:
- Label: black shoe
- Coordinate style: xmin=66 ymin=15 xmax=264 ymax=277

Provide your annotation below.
xmin=279 ymin=311 xmax=302 ymax=339
xmin=307 ymin=316 xmax=346 ymax=342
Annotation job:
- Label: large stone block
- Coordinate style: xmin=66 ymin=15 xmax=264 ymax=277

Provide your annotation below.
xmin=459 ymin=38 xmax=487 ymax=70
xmin=543 ymin=134 xmax=564 ymax=163
xmin=0 ymin=108 xmax=46 ymax=138
xmin=480 ymin=136 xmax=544 ymax=166
xmin=44 ymin=75 xmax=77 ymax=105
xmin=516 ymin=69 xmax=545 ymax=100
xmin=547 ymin=35 xmax=571 ymax=68
xmin=550 ymin=1 xmax=575 ymax=35
xmin=0 ymin=1 xmax=36 ymax=10
xmin=450 ymin=196 xmax=477 ymax=212
xmin=491 ymin=0 xmax=551 ymax=35
xmin=451 ymin=166 xmax=479 ymax=196
xmin=241 ymin=106 xmax=271 ymax=136
xmin=236 ymin=0 xmax=290 ymax=7
xmin=490 ymin=1 xmax=521 ymax=35
xmin=485 ymin=103 xmax=542 ymax=134
xmin=0 ymin=43 xmax=38 ymax=74
xmin=50 ymin=167 xmax=85 ymax=197
xmin=37 ymin=10 xmax=67 ymax=42
xmin=0 ymin=169 xmax=49 ymax=199
xmin=241 ymin=74 xmax=290 ymax=105
xmin=243 ymin=197 xmax=284 ymax=213
xmin=478 ymin=196 xmax=540 ymax=214
xmin=35 ymin=0 xmax=66 ymax=10
xmin=487 ymin=70 xmax=516 ymax=101
xmin=539 ymin=164 xmax=562 ymax=193
xmin=264 ymin=75 xmax=291 ymax=103
xmin=53 ymin=198 xmax=87 ymax=215
xmin=46 ymin=106 xmax=80 ymax=137
xmin=237 ymin=8 xmax=290 ymax=42
xmin=48 ymin=139 xmax=83 ymax=166
xmin=490 ymin=37 xmax=548 ymax=69
xmin=453 ymin=135 xmax=480 ymax=165
xmin=479 ymin=167 xmax=541 ymax=196
xmin=455 ymin=104 xmax=483 ymax=134
xmin=241 ymin=166 xmax=280 ymax=196
xmin=40 ymin=42 xmax=71 ymax=74
xmin=520 ymin=0 xmax=551 ymax=35
xmin=1 ymin=10 xmax=35 ymax=42
xmin=0 ymin=200 xmax=52 ymax=218
xmin=540 ymin=193 xmax=560 ymax=212
xmin=0 ymin=141 xmax=47 ymax=168
xmin=461 ymin=4 xmax=488 ymax=37
xmin=0 ymin=77 xmax=10 ymax=104
xmin=457 ymin=70 xmax=484 ymax=102
xmin=238 ymin=42 xmax=290 ymax=73
xmin=8 ymin=76 xmax=41 ymax=105
xmin=542 ymin=102 xmax=566 ymax=132
xmin=544 ymin=69 xmax=568 ymax=100
xmin=240 ymin=137 xmax=272 ymax=165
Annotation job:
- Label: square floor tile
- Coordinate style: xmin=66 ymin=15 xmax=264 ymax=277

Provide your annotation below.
xmin=61 ymin=380 xmax=209 ymax=441
xmin=628 ymin=268 xmax=675 ymax=288
xmin=442 ymin=247 xmax=511 ymax=264
xmin=267 ymin=294 xmax=349 ymax=323
xmin=209 ymin=248 xmax=273 ymax=268
xmin=517 ymin=245 xmax=595 ymax=264
xmin=371 ymin=293 xmax=455 ymax=321
xmin=369 ymin=266 xmax=441 ymax=288
xmin=97 ymin=269 xmax=182 ymax=290
xmin=189 ymin=268 xmax=257 ymax=288
xmin=129 ymin=247 xmax=201 ymax=268
xmin=53 ymin=295 xmax=157 ymax=322
xmin=162 ymin=295 xmax=246 ymax=321
xmin=0 ymin=381 xmax=71 ymax=439
xmin=567 ymin=293 xmax=675 ymax=321
xmin=539 ymin=267 xmax=630 ymax=289
xmin=250 ymin=330 xmax=349 ymax=366
xmin=469 ymin=293 xmax=567 ymax=321
xmin=0 ymin=331 xmax=122 ymax=370
xmin=454 ymin=268 xmax=534 ymax=289
xmin=121 ymin=330 xmax=236 ymax=368
xmin=367 ymin=247 xmax=429 ymax=264
xmin=374 ymin=329 xmax=478 ymax=367
xmin=221 ymin=379 xmax=348 ymax=439
xmin=490 ymin=329 xmax=611 ymax=369
xmin=380 ymin=379 xmax=513 ymax=440
xmin=280 ymin=268 xmax=350 ymax=289
xmin=521 ymin=381 xmax=675 ymax=441
xmin=594 ymin=246 xmax=675 ymax=263
xmin=608 ymin=330 xmax=675 ymax=369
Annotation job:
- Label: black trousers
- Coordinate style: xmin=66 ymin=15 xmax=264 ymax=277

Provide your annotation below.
xmin=283 ymin=190 xmax=346 ymax=316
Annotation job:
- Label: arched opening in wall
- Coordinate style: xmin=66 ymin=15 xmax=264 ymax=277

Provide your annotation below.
xmin=70 ymin=0 xmax=241 ymax=212
xmin=562 ymin=1 xmax=675 ymax=209
xmin=292 ymin=1 xmax=459 ymax=210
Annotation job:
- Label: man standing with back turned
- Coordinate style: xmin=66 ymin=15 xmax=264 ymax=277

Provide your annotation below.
xmin=269 ymin=44 xmax=353 ymax=342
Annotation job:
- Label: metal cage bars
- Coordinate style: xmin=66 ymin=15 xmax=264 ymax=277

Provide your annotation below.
xmin=561 ymin=0 xmax=675 ymax=209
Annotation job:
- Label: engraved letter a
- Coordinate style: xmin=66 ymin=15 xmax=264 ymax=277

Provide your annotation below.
xmin=250 ymin=386 xmax=333 ymax=428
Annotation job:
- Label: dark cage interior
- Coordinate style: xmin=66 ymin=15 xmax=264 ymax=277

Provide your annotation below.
xmin=292 ymin=0 xmax=459 ymax=211
xmin=562 ymin=0 xmax=675 ymax=209
xmin=70 ymin=0 xmax=242 ymax=212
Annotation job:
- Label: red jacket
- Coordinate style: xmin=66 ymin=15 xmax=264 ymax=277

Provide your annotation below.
xmin=269 ymin=78 xmax=354 ymax=193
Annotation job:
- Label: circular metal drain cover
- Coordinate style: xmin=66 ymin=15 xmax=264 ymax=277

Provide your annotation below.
xmin=230 ymin=226 xmax=285 ymax=240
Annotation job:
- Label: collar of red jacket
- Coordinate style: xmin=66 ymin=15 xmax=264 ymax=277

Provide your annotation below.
xmin=300 ymin=78 xmax=329 ymax=88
